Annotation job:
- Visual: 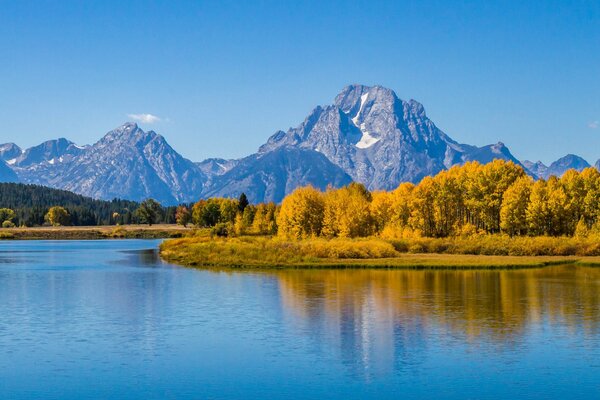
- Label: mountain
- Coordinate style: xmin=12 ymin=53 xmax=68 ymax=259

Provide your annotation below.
xmin=524 ymin=154 xmax=591 ymax=179
xmin=522 ymin=160 xmax=548 ymax=178
xmin=202 ymin=147 xmax=352 ymax=203
xmin=595 ymin=159 xmax=600 ymax=171
xmin=0 ymin=160 xmax=18 ymax=183
xmin=256 ymin=84 xmax=524 ymax=192
xmin=546 ymin=154 xmax=590 ymax=177
xmin=11 ymin=123 xmax=206 ymax=204
xmin=5 ymin=84 xmax=595 ymax=204
xmin=0 ymin=143 xmax=23 ymax=162
xmin=196 ymin=158 xmax=238 ymax=176
xmin=12 ymin=138 xmax=87 ymax=167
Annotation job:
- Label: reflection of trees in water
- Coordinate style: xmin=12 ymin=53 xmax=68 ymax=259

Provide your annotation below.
xmin=273 ymin=266 xmax=600 ymax=378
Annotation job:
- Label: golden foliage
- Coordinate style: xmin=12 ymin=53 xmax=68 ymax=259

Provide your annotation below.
xmin=277 ymin=186 xmax=325 ymax=238
xmin=274 ymin=161 xmax=600 ymax=238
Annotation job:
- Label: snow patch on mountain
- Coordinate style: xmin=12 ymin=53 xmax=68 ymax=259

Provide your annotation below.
xmin=355 ymin=126 xmax=380 ymax=149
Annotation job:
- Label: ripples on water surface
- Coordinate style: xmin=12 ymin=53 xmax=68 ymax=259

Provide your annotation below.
xmin=0 ymin=240 xmax=599 ymax=399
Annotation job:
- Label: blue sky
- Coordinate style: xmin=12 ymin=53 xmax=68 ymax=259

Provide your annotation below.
xmin=1 ymin=0 xmax=599 ymax=164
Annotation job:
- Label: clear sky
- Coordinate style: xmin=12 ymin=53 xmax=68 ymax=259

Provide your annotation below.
xmin=1 ymin=0 xmax=599 ymax=165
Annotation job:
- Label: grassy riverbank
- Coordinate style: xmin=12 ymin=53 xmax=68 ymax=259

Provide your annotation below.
xmin=159 ymin=235 xmax=600 ymax=269
xmin=0 ymin=224 xmax=189 ymax=240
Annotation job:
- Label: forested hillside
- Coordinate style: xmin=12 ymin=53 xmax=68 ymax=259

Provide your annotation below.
xmin=0 ymin=183 xmax=176 ymax=226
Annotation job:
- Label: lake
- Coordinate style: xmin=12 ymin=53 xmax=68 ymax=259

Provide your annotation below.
xmin=0 ymin=240 xmax=599 ymax=399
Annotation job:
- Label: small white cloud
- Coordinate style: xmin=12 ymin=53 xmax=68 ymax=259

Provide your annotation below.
xmin=127 ymin=113 xmax=161 ymax=124
xmin=589 ymin=120 xmax=599 ymax=129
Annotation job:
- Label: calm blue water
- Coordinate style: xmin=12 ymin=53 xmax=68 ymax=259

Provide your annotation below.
xmin=0 ymin=240 xmax=599 ymax=399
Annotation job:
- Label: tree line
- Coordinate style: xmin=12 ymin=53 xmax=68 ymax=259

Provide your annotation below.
xmin=4 ymin=160 xmax=600 ymax=237
xmin=183 ymin=160 xmax=600 ymax=240
xmin=0 ymin=183 xmax=179 ymax=227
xmin=174 ymin=193 xmax=278 ymax=236
xmin=276 ymin=160 xmax=600 ymax=239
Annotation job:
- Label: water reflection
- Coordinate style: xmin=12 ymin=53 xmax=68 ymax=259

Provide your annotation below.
xmin=2 ymin=241 xmax=600 ymax=399
xmin=117 ymin=248 xmax=164 ymax=267
xmin=271 ymin=267 xmax=600 ymax=379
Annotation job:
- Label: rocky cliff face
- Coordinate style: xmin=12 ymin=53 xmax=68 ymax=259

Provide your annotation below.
xmin=257 ymin=84 xmax=524 ymax=191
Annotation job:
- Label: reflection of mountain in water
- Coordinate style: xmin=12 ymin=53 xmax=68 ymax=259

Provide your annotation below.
xmin=272 ymin=266 xmax=600 ymax=379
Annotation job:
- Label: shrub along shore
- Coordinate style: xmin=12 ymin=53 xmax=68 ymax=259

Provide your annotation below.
xmin=159 ymin=235 xmax=600 ymax=269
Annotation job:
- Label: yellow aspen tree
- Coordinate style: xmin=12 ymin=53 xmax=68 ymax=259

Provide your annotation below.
xmin=478 ymin=160 xmax=526 ymax=233
xmin=322 ymin=183 xmax=373 ymax=238
xmin=431 ymin=170 xmax=462 ymax=236
xmin=500 ymin=176 xmax=532 ymax=236
xmin=277 ymin=186 xmax=324 ymax=238
xmin=251 ymin=203 xmax=268 ymax=234
xmin=559 ymin=169 xmax=586 ymax=235
xmin=389 ymin=182 xmax=414 ymax=228
xmin=322 ymin=188 xmax=342 ymax=237
xmin=580 ymin=167 xmax=600 ymax=227
xmin=526 ymin=180 xmax=550 ymax=236
xmin=409 ymin=177 xmax=437 ymax=236
xmin=546 ymin=176 xmax=570 ymax=236
xmin=370 ymin=191 xmax=393 ymax=234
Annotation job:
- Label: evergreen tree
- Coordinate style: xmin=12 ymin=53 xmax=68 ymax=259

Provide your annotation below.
xmin=238 ymin=193 xmax=249 ymax=213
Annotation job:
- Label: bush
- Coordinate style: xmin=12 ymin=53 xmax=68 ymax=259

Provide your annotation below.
xmin=106 ymin=227 xmax=127 ymax=238
xmin=211 ymin=223 xmax=232 ymax=237
xmin=387 ymin=239 xmax=410 ymax=252
xmin=408 ymin=242 xmax=426 ymax=253
xmin=2 ymin=220 xmax=15 ymax=228
xmin=304 ymin=238 xmax=398 ymax=259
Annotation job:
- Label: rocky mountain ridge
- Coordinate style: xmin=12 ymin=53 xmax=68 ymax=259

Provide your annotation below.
xmin=2 ymin=123 xmax=206 ymax=204
xmin=2 ymin=85 xmax=598 ymax=203
xmin=522 ymin=154 xmax=592 ymax=180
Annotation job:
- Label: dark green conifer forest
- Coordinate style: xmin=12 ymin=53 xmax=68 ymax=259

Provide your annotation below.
xmin=0 ymin=183 xmax=180 ymax=226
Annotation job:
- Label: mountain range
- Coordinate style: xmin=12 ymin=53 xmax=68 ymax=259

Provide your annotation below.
xmin=522 ymin=155 xmax=592 ymax=180
xmin=1 ymin=84 xmax=598 ymax=204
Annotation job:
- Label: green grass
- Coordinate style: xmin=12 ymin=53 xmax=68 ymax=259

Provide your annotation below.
xmin=159 ymin=235 xmax=598 ymax=269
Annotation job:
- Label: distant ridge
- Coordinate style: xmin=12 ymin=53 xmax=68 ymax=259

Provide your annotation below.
xmin=3 ymin=123 xmax=206 ymax=204
xmin=523 ymin=154 xmax=592 ymax=179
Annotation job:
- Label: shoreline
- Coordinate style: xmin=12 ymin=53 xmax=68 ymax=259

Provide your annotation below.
xmin=0 ymin=224 xmax=189 ymax=240
xmin=3 ymin=230 xmax=599 ymax=269
xmin=161 ymin=253 xmax=582 ymax=270
xmin=159 ymin=236 xmax=600 ymax=270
